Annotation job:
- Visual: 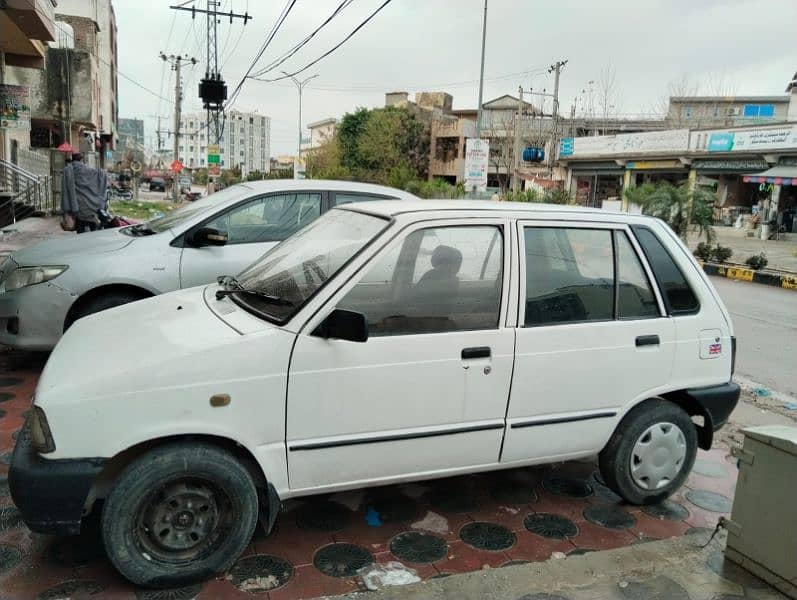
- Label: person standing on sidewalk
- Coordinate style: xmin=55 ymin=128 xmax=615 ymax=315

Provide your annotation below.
xmin=61 ymin=153 xmax=108 ymax=234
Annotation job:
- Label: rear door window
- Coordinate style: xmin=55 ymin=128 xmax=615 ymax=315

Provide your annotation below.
xmin=630 ymin=226 xmax=699 ymax=315
xmin=523 ymin=227 xmax=614 ymax=326
xmin=333 ymin=192 xmax=394 ymax=205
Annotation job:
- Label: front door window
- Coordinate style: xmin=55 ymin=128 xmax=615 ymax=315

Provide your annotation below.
xmin=337 ymin=225 xmax=503 ymax=335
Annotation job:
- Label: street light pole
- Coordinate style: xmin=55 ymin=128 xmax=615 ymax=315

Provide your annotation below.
xmin=475 ymin=0 xmax=488 ymax=140
xmin=283 ymin=71 xmax=318 ymax=158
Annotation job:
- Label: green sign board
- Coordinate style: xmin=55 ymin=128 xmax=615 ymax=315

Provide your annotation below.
xmin=207 ymin=154 xmax=220 ymax=164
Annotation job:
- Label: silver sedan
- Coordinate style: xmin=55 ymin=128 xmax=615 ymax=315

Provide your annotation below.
xmin=0 ymin=179 xmax=416 ymax=350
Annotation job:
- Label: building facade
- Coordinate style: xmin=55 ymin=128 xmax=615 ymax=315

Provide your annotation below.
xmin=114 ymin=117 xmax=144 ymax=165
xmin=667 ymin=95 xmax=791 ymax=129
xmin=300 ymin=117 xmax=337 ymax=158
xmin=178 ymin=110 xmax=270 ymax=175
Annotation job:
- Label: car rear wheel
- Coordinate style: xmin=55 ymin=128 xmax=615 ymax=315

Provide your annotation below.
xmin=599 ymin=399 xmax=697 ymax=505
xmin=101 ymin=442 xmax=259 ymax=587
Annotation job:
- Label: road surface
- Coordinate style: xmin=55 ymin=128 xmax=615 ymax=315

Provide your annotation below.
xmin=711 ymin=276 xmax=797 ymax=398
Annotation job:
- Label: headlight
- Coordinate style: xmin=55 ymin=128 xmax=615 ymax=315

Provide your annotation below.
xmin=4 ymin=266 xmax=68 ymax=292
xmin=30 ymin=406 xmax=56 ymax=453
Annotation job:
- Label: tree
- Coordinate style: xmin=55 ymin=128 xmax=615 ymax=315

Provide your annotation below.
xmin=597 ymin=64 xmax=620 ymax=128
xmin=624 ymin=181 xmax=715 ymax=242
xmin=315 ymin=106 xmax=429 ymax=185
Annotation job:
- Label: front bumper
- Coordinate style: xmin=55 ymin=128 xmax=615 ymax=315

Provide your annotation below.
xmin=0 ymin=281 xmax=75 ymax=350
xmin=9 ymin=432 xmax=106 ymax=535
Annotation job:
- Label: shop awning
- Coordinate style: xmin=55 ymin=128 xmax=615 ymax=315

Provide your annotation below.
xmin=743 ymin=166 xmax=797 ymax=186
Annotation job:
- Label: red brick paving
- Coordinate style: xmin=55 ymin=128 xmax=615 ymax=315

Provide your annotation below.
xmin=0 ymin=351 xmax=740 ymax=599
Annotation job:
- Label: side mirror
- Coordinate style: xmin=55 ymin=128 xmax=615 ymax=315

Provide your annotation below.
xmin=192 ymin=227 xmax=228 ymax=247
xmin=314 ymin=308 xmax=368 ymax=342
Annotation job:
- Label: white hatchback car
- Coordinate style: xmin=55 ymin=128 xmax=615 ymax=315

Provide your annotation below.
xmin=10 ymin=201 xmax=739 ymax=587
xmin=0 ymin=179 xmax=418 ymax=349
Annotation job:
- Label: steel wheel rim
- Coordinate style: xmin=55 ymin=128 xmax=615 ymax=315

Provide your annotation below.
xmin=135 ymin=477 xmax=232 ymax=563
xmin=630 ymin=422 xmax=686 ymax=490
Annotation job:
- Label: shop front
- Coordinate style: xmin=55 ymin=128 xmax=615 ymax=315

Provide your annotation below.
xmin=567 ymin=161 xmax=624 ymax=207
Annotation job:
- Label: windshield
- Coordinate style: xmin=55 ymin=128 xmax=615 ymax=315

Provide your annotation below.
xmin=139 ymin=185 xmax=250 ymax=233
xmin=231 ymin=209 xmax=388 ymax=322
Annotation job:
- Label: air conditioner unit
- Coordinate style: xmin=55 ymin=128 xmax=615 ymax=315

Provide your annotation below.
xmin=726 ymin=426 xmax=797 ymax=599
xmin=727 ymin=107 xmax=741 ymax=116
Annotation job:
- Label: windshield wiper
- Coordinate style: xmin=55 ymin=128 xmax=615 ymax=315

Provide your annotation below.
xmin=215 ymin=275 xmax=293 ymax=306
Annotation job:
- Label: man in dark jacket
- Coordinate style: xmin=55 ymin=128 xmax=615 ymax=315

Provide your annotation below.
xmin=61 ymin=153 xmax=108 ymax=233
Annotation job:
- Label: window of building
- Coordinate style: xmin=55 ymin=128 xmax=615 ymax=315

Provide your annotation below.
xmin=240 ymin=150 xmax=244 ymax=156
xmin=743 ymin=104 xmax=775 ymax=118
xmin=189 ymin=146 xmax=194 ymax=152
xmin=337 ymin=225 xmax=503 ymax=336
xmin=200 ymin=158 xmax=205 ymax=165
xmin=523 ymin=227 xmax=614 ymax=326
xmin=249 ymin=117 xmax=254 ymax=124
xmin=630 ymin=226 xmax=699 ymax=315
xmin=682 ymin=106 xmax=693 ymax=119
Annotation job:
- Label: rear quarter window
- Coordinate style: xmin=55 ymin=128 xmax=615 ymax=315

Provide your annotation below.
xmin=630 ymin=225 xmax=699 ymax=315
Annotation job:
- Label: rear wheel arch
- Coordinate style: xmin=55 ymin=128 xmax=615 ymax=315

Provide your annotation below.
xmin=64 ymin=283 xmax=155 ymax=330
xmin=659 ymin=389 xmax=714 ymax=450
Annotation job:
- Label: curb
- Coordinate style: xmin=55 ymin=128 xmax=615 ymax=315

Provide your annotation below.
xmin=700 ymin=262 xmax=797 ymax=290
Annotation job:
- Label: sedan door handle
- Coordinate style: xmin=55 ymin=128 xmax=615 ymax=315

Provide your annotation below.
xmin=462 ymin=346 xmax=491 ymax=360
xmin=636 ymin=335 xmax=660 ymax=347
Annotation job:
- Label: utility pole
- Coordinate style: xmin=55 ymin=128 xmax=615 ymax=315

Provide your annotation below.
xmin=475 ymin=0 xmax=488 ymax=140
xmin=170 ymin=1 xmax=252 ymax=177
xmin=283 ymin=71 xmax=318 ymax=158
xmin=548 ymin=59 xmax=568 ymax=178
xmin=160 ymin=52 xmax=197 ymax=202
xmin=512 ymin=86 xmax=524 ymax=193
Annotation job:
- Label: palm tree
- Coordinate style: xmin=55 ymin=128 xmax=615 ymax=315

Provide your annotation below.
xmin=624 ymin=181 xmax=715 ymax=242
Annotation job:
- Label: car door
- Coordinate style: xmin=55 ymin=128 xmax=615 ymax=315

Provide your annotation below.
xmin=285 ymin=219 xmax=514 ymax=491
xmin=178 ymin=191 xmax=324 ymax=288
xmin=501 ymin=220 xmax=675 ymax=464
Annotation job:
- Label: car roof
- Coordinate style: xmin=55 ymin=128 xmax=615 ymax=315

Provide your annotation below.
xmin=336 ymin=199 xmax=652 ymax=221
xmin=235 ymin=179 xmax=419 ymax=200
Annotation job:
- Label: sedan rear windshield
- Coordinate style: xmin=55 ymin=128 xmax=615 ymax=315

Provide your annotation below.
xmin=230 ymin=209 xmax=389 ymax=323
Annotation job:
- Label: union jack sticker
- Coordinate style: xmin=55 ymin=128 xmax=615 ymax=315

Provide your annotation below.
xmin=708 ymin=343 xmax=722 ymax=355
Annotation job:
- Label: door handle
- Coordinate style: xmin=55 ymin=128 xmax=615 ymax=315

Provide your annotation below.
xmin=636 ymin=335 xmax=660 ymax=347
xmin=462 ymin=346 xmax=491 ymax=359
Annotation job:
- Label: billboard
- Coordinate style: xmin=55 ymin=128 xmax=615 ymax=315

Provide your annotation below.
xmin=565 ymin=129 xmax=690 ymax=158
xmin=464 ymin=138 xmax=489 ymax=192
xmin=0 ymin=84 xmax=31 ymax=130
xmin=696 ymin=125 xmax=797 ymax=153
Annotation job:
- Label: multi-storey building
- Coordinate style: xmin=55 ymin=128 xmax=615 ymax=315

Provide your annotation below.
xmin=178 ymin=110 xmax=270 ymax=175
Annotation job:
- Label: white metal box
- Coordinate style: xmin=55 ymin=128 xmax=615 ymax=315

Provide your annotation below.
xmin=727 ymin=425 xmax=797 ymax=598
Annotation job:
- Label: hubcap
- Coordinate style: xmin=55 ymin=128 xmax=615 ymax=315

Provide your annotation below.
xmin=630 ymin=422 xmax=687 ymax=490
xmin=136 ymin=479 xmax=229 ymax=561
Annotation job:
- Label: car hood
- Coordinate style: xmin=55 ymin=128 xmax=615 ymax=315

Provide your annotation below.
xmin=10 ymin=228 xmax=135 ymax=265
xmin=35 ymin=286 xmax=259 ymax=406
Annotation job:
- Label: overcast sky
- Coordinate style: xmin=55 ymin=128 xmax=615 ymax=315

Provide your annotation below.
xmin=114 ymin=0 xmax=797 ymax=156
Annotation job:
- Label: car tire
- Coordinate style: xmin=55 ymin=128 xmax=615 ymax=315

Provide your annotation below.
xmin=101 ymin=441 xmax=259 ymax=588
xmin=599 ymin=399 xmax=697 ymax=505
xmin=67 ymin=291 xmax=146 ymax=329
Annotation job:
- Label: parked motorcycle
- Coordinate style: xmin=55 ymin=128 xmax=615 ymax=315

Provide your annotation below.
xmin=98 ymin=208 xmax=138 ymax=229
xmin=107 ymin=183 xmax=133 ymax=201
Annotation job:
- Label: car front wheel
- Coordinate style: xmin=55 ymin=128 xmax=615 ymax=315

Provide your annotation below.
xmin=599 ymin=399 xmax=697 ymax=505
xmin=101 ymin=442 xmax=259 ymax=587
